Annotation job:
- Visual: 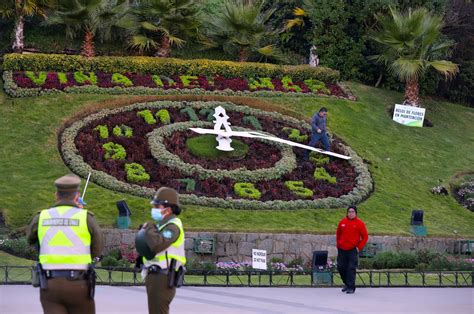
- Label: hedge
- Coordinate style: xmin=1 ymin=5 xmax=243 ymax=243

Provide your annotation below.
xmin=3 ymin=53 xmax=340 ymax=82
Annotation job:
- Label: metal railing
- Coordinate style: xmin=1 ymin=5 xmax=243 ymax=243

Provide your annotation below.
xmin=1 ymin=266 xmax=472 ymax=287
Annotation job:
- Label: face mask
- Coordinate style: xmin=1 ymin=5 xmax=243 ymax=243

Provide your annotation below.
xmin=151 ymin=208 xmax=164 ymax=222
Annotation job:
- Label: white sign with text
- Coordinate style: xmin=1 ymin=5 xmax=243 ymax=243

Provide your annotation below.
xmin=252 ymin=249 xmax=267 ymax=270
xmin=393 ymin=104 xmax=426 ymax=127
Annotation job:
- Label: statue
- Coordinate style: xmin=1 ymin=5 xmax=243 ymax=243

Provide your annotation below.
xmin=309 ymin=45 xmax=319 ymax=67
xmin=212 ymin=106 xmax=233 ymax=151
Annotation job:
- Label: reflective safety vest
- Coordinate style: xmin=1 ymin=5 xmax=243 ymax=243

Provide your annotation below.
xmin=143 ymin=218 xmax=186 ymax=270
xmin=38 ymin=206 xmax=92 ymax=270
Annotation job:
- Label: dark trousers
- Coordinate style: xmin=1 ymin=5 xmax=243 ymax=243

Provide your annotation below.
xmin=337 ymin=248 xmax=359 ymax=290
xmin=40 ymin=277 xmax=95 ymax=314
xmin=145 ymin=272 xmax=176 ymax=314
xmin=305 ymin=132 xmax=330 ymax=159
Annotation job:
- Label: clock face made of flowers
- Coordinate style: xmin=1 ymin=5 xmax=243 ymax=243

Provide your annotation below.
xmin=60 ymin=100 xmax=372 ymax=210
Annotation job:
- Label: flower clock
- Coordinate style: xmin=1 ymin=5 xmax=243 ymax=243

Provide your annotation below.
xmin=60 ymin=100 xmax=372 ymax=210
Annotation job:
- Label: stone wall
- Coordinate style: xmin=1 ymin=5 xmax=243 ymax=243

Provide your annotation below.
xmin=103 ymin=229 xmax=464 ymax=264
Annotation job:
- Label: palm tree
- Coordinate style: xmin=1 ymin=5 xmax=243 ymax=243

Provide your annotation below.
xmin=202 ymin=0 xmax=283 ymax=62
xmin=370 ymin=7 xmax=459 ymax=107
xmin=129 ymin=0 xmax=201 ymax=57
xmin=0 ymin=0 xmax=55 ymax=52
xmin=46 ymin=0 xmax=134 ymax=58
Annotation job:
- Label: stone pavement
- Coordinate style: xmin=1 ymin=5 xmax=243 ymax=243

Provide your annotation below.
xmin=1 ymin=285 xmax=472 ymax=313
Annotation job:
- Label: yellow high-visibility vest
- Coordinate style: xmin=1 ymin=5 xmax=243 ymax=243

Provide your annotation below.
xmin=144 ymin=217 xmax=186 ymax=270
xmin=38 ymin=206 xmax=92 ymax=270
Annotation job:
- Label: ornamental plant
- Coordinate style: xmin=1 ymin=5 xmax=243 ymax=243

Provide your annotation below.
xmin=25 ymin=71 xmax=46 ymax=86
xmin=113 ymin=125 xmax=133 ymax=138
xmin=74 ymin=71 xmax=97 ymax=85
xmin=112 ymin=73 xmax=133 ymax=87
xmin=125 ymin=163 xmax=150 ymax=183
xmin=180 ymin=107 xmax=199 ymax=121
xmin=304 ymin=79 xmax=329 ymax=94
xmin=156 ymin=109 xmax=171 ymax=124
xmin=310 ymin=153 xmax=329 ymax=166
xmin=242 ymin=116 xmax=262 ymax=130
xmin=234 ymin=182 xmax=262 ymax=200
xmin=282 ymin=127 xmax=308 ymax=143
xmin=94 ymin=125 xmax=109 ymax=139
xmin=314 ymin=167 xmax=336 ymax=184
xmin=282 ymin=76 xmax=302 ymax=93
xmin=102 ymin=142 xmax=126 ymax=160
xmin=57 ymin=72 xmax=68 ymax=84
xmin=249 ymin=77 xmax=275 ymax=90
xmin=180 ymin=75 xmax=199 ymax=87
xmin=177 ymin=178 xmax=196 ymax=192
xmin=285 ymin=181 xmax=314 ymax=198
xmin=137 ymin=109 xmax=156 ymax=124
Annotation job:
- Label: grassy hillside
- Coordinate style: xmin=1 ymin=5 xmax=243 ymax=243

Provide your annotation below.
xmin=0 ymin=81 xmax=472 ymax=237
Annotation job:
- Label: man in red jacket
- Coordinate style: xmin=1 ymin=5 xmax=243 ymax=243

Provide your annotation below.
xmin=336 ymin=205 xmax=368 ymax=294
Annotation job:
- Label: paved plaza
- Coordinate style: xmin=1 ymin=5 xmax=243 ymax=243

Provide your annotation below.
xmin=1 ymin=285 xmax=472 ymax=313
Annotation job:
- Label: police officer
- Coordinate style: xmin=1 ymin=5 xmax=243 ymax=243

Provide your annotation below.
xmin=137 ymin=187 xmax=186 ymax=314
xmin=27 ymin=174 xmax=103 ymax=314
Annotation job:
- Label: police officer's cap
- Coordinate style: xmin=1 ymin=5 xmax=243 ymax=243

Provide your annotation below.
xmin=135 ymin=228 xmax=155 ymax=260
xmin=54 ymin=174 xmax=81 ymax=192
xmin=150 ymin=187 xmax=180 ymax=207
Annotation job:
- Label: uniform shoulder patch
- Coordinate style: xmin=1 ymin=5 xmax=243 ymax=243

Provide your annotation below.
xmin=162 ymin=230 xmax=174 ymax=239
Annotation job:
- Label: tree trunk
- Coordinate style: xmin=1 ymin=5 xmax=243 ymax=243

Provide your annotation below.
xmin=155 ymin=36 xmax=171 ymax=58
xmin=81 ymin=29 xmax=95 ymax=58
xmin=12 ymin=16 xmax=24 ymax=53
xmin=404 ymin=78 xmax=420 ymax=107
xmin=238 ymin=47 xmax=248 ymax=62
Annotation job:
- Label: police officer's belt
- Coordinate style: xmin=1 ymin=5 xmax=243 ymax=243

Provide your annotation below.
xmin=45 ymin=270 xmax=88 ymax=280
xmin=147 ymin=265 xmax=168 ymax=275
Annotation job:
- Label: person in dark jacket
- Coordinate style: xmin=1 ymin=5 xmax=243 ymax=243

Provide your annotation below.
xmin=304 ymin=107 xmax=330 ymax=160
xmin=336 ymin=205 xmax=368 ymax=294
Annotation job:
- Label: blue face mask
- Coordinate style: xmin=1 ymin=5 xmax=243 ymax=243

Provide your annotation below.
xmin=151 ymin=208 xmax=164 ymax=222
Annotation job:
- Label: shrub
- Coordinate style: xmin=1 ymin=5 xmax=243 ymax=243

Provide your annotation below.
xmin=1 ymin=237 xmax=38 ymax=260
xmin=242 ymin=116 xmax=262 ymax=130
xmin=112 ymin=73 xmax=133 ymax=87
xmin=101 ymin=255 xmax=119 ymax=267
xmin=397 ymin=252 xmax=418 ymax=269
xmin=125 ymin=163 xmax=150 ymax=183
xmin=358 ymin=258 xmax=374 ymax=269
xmin=282 ymin=127 xmax=308 ymax=143
xmin=180 ymin=107 xmax=199 ymax=121
xmin=314 ymin=167 xmax=336 ymax=184
xmin=113 ymin=125 xmax=133 ymax=138
xmin=94 ymin=125 xmax=109 ymax=139
xmin=156 ymin=109 xmax=171 ymax=124
xmin=3 ymin=53 xmax=340 ymax=82
xmin=25 ymin=71 xmax=47 ymax=86
xmin=137 ymin=109 xmax=156 ymax=124
xmin=310 ymin=152 xmax=329 ymax=166
xmin=234 ymin=183 xmax=262 ymax=199
xmin=74 ymin=71 xmax=97 ymax=85
xmin=285 ymin=181 xmax=313 ymax=198
xmin=372 ymin=251 xmax=400 ymax=269
xmin=102 ymin=142 xmax=126 ymax=160
xmin=415 ymin=249 xmax=440 ymax=265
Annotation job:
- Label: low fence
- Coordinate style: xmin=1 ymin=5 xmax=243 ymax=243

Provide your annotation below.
xmin=1 ymin=266 xmax=472 ymax=287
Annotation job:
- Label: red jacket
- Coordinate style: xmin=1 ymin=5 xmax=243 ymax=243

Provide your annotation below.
xmin=336 ymin=216 xmax=368 ymax=251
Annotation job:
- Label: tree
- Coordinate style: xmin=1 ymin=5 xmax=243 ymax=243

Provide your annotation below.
xmin=0 ymin=0 xmax=55 ymax=52
xmin=129 ymin=0 xmax=201 ymax=57
xmin=202 ymin=0 xmax=283 ymax=62
xmin=46 ymin=0 xmax=133 ymax=58
xmin=370 ymin=7 xmax=459 ymax=106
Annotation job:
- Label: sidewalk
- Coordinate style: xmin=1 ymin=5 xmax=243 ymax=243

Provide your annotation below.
xmin=1 ymin=285 xmax=473 ymax=313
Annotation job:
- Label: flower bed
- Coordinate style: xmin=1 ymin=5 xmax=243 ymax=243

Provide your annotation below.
xmin=4 ymin=70 xmax=350 ymax=98
xmin=59 ymin=100 xmax=372 ymax=210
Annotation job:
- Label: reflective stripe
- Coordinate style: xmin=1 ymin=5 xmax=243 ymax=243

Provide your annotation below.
xmin=144 ymin=218 xmax=186 ymax=270
xmin=38 ymin=206 xmax=92 ymax=270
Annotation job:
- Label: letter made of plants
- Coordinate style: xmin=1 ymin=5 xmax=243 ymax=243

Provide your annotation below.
xmin=59 ymin=101 xmax=372 ymax=210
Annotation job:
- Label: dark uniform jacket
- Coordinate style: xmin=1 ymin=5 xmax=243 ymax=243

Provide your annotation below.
xmin=27 ymin=200 xmax=104 ymax=259
xmin=143 ymin=214 xmax=181 ymax=256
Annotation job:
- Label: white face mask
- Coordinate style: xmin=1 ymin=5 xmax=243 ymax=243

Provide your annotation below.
xmin=151 ymin=208 xmax=164 ymax=222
